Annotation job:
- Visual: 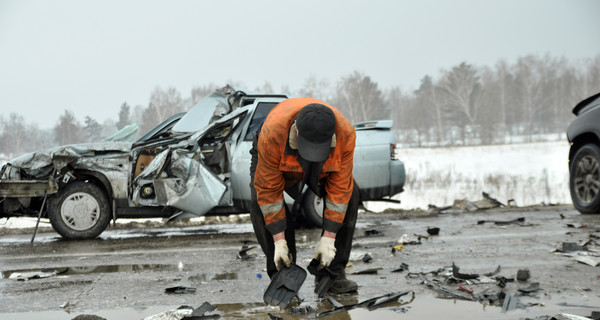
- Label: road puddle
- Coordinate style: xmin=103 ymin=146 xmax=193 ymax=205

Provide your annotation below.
xmin=1 ymin=294 xmax=599 ymax=320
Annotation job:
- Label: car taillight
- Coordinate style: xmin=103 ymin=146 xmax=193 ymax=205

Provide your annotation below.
xmin=390 ymin=144 xmax=398 ymax=160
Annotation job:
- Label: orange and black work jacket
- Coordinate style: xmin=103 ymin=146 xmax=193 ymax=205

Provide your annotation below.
xmin=254 ymin=98 xmax=356 ymax=235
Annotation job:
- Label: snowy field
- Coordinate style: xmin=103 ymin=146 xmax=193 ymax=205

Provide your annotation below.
xmin=365 ymin=140 xmax=572 ymax=212
xmin=0 ymin=141 xmax=573 ymax=229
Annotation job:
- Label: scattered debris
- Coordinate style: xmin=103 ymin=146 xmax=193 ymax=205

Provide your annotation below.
xmin=143 ymin=306 xmax=196 ymax=320
xmin=427 ymin=227 xmax=440 ymax=236
xmin=316 ymin=291 xmax=414 ymax=318
xmin=267 ymin=314 xmax=283 ymax=320
xmin=477 ymin=217 xmax=528 ymax=226
xmin=501 ymin=293 xmax=519 ymax=312
xmin=237 ymin=241 xmax=257 ymax=260
xmin=7 ymin=268 xmax=66 ymax=281
xmin=365 ymin=229 xmax=384 ymax=237
xmin=60 ymin=301 xmax=70 ymax=309
xmin=187 ymin=302 xmax=219 ymax=319
xmin=518 ymin=282 xmax=540 ymax=294
xmin=452 ymin=262 xmax=479 ymax=280
xmin=458 ymin=284 xmax=474 ymax=296
xmin=416 ymin=273 xmax=475 ymax=301
xmin=164 ymin=286 xmax=196 ymax=294
xmin=516 ymin=269 xmax=531 ymax=282
xmin=391 ymin=244 xmax=404 ymax=254
xmin=291 ymin=305 xmax=315 ymax=315
xmin=350 ymin=252 xmax=373 ymax=261
xmin=398 ymin=234 xmax=421 ymax=245
xmin=576 ymin=256 xmax=600 ymax=267
xmin=562 ymin=242 xmax=586 ymax=252
xmin=391 ymin=263 xmax=409 ymax=273
xmin=566 ymin=223 xmax=587 ymax=229
xmin=483 ymin=265 xmax=502 ymax=277
xmin=429 ymin=192 xmax=504 ymax=213
xmin=263 ymin=263 xmax=306 ymax=308
xmin=352 ymin=268 xmax=382 ymax=275
xmin=362 ymin=253 xmax=373 ymax=263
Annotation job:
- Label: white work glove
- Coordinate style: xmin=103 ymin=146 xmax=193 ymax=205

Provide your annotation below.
xmin=273 ymin=239 xmax=291 ymax=270
xmin=315 ymin=236 xmax=337 ymax=268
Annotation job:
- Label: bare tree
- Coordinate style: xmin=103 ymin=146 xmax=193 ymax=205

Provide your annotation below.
xmin=298 ymin=75 xmax=333 ymax=102
xmin=141 ymin=87 xmax=185 ymax=133
xmin=333 ymin=71 xmax=387 ymax=123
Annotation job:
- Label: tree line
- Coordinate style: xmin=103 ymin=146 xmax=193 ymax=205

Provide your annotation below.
xmin=1 ymin=54 xmax=599 ymax=158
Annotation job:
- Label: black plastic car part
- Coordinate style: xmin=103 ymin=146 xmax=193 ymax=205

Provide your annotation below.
xmin=307 ymin=258 xmax=338 ymax=298
xmin=263 ymin=263 xmax=307 ymax=308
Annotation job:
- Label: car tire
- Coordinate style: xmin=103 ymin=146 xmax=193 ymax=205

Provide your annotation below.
xmin=302 ymin=190 xmax=324 ymax=228
xmin=570 ymin=143 xmax=600 ymax=214
xmin=48 ymin=181 xmax=112 ymax=239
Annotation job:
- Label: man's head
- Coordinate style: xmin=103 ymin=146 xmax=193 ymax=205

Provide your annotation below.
xmin=295 ymin=103 xmax=336 ymax=162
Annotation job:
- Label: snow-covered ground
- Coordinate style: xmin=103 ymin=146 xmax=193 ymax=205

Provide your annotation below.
xmin=365 ymin=140 xmax=571 ymax=212
xmin=0 ymin=141 xmax=573 ymax=229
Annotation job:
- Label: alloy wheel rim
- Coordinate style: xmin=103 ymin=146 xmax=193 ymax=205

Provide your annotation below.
xmin=574 ymin=155 xmax=600 ymax=204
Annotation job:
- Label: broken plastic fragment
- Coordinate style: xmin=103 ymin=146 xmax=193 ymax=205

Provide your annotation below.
xmin=391 ymin=263 xmax=409 ymax=273
xmin=307 ymin=258 xmax=338 ymax=298
xmin=516 ymin=269 xmax=530 ymax=281
xmin=427 ymin=227 xmax=440 ymax=235
xmin=165 ymin=286 xmax=196 ymax=294
xmin=501 ymin=294 xmax=519 ymax=313
xmin=452 ymin=262 xmax=479 ymax=280
xmin=364 ymin=229 xmax=384 ymax=237
xmin=263 ymin=263 xmax=306 ymax=308
xmin=518 ymin=282 xmax=540 ymax=294
xmin=477 ymin=217 xmax=526 ymax=226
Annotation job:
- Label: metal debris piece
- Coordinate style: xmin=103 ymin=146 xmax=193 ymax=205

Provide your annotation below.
xmin=391 ymin=263 xmax=409 ymax=273
xmin=452 ymin=262 xmax=479 ymax=280
xmin=365 ymin=229 xmax=384 ymax=237
xmin=165 ymin=286 xmax=196 ymax=294
xmin=501 ymin=293 xmax=519 ymax=312
xmin=316 ymin=291 xmax=414 ymax=318
xmin=417 ymin=273 xmax=475 ymax=301
xmin=516 ymin=269 xmax=530 ymax=281
xmin=562 ymin=242 xmax=585 ymax=252
xmin=483 ymin=265 xmax=501 ymax=277
xmin=190 ymin=302 xmax=217 ymax=317
xmin=576 ymin=256 xmax=600 ymax=267
xmin=518 ymin=282 xmax=540 ymax=294
xmin=327 ymin=297 xmax=344 ymax=308
xmin=458 ymin=284 xmax=473 ymax=296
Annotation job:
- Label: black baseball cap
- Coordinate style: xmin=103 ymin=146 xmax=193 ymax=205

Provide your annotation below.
xmin=296 ymin=103 xmax=336 ymax=162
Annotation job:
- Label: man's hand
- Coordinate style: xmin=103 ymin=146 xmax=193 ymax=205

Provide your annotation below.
xmin=315 ymin=236 xmax=336 ymax=268
xmin=273 ymin=239 xmax=291 ymax=270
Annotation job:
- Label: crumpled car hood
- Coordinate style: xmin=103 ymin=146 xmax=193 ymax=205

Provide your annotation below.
xmin=4 ymin=141 xmax=132 ymax=178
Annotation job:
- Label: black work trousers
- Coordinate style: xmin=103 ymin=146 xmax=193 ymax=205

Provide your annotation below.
xmin=249 ymin=178 xmax=359 ymax=279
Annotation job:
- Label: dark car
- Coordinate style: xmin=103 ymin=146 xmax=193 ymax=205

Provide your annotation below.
xmin=567 ymin=92 xmax=600 ymax=214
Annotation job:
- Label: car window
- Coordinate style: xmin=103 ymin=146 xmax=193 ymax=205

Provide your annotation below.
xmin=172 ymin=94 xmax=229 ymax=133
xmin=244 ymin=102 xmax=279 ymax=141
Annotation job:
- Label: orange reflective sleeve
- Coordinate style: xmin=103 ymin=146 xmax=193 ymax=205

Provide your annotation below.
xmin=254 ymin=134 xmax=287 ymax=235
xmin=323 ymin=128 xmax=356 ymax=233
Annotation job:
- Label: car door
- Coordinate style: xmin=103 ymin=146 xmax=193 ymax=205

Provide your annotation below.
xmin=230 ymin=98 xmax=285 ymax=209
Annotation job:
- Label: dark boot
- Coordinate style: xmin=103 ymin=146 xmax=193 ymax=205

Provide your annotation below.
xmin=328 ymin=273 xmax=358 ymax=294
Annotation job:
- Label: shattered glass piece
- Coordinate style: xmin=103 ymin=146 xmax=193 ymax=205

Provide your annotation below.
xmin=417 ymin=273 xmax=475 ymax=301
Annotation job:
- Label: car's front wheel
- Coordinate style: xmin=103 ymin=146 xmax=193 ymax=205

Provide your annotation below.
xmin=570 ymin=143 xmax=600 ymax=214
xmin=48 ymin=181 xmax=112 ymax=239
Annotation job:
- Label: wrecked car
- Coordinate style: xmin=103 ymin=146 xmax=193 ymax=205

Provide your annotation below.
xmin=567 ymin=92 xmax=600 ymax=214
xmin=0 ymin=85 xmax=406 ymax=239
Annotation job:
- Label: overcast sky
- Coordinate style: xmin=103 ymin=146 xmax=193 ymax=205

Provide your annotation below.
xmin=1 ymin=0 xmax=599 ymax=129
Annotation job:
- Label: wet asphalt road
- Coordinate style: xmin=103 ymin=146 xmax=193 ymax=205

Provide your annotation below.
xmin=1 ymin=204 xmax=599 ymax=319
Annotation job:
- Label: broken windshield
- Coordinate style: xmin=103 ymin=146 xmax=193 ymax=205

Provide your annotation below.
xmin=172 ymin=93 xmax=230 ymax=133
